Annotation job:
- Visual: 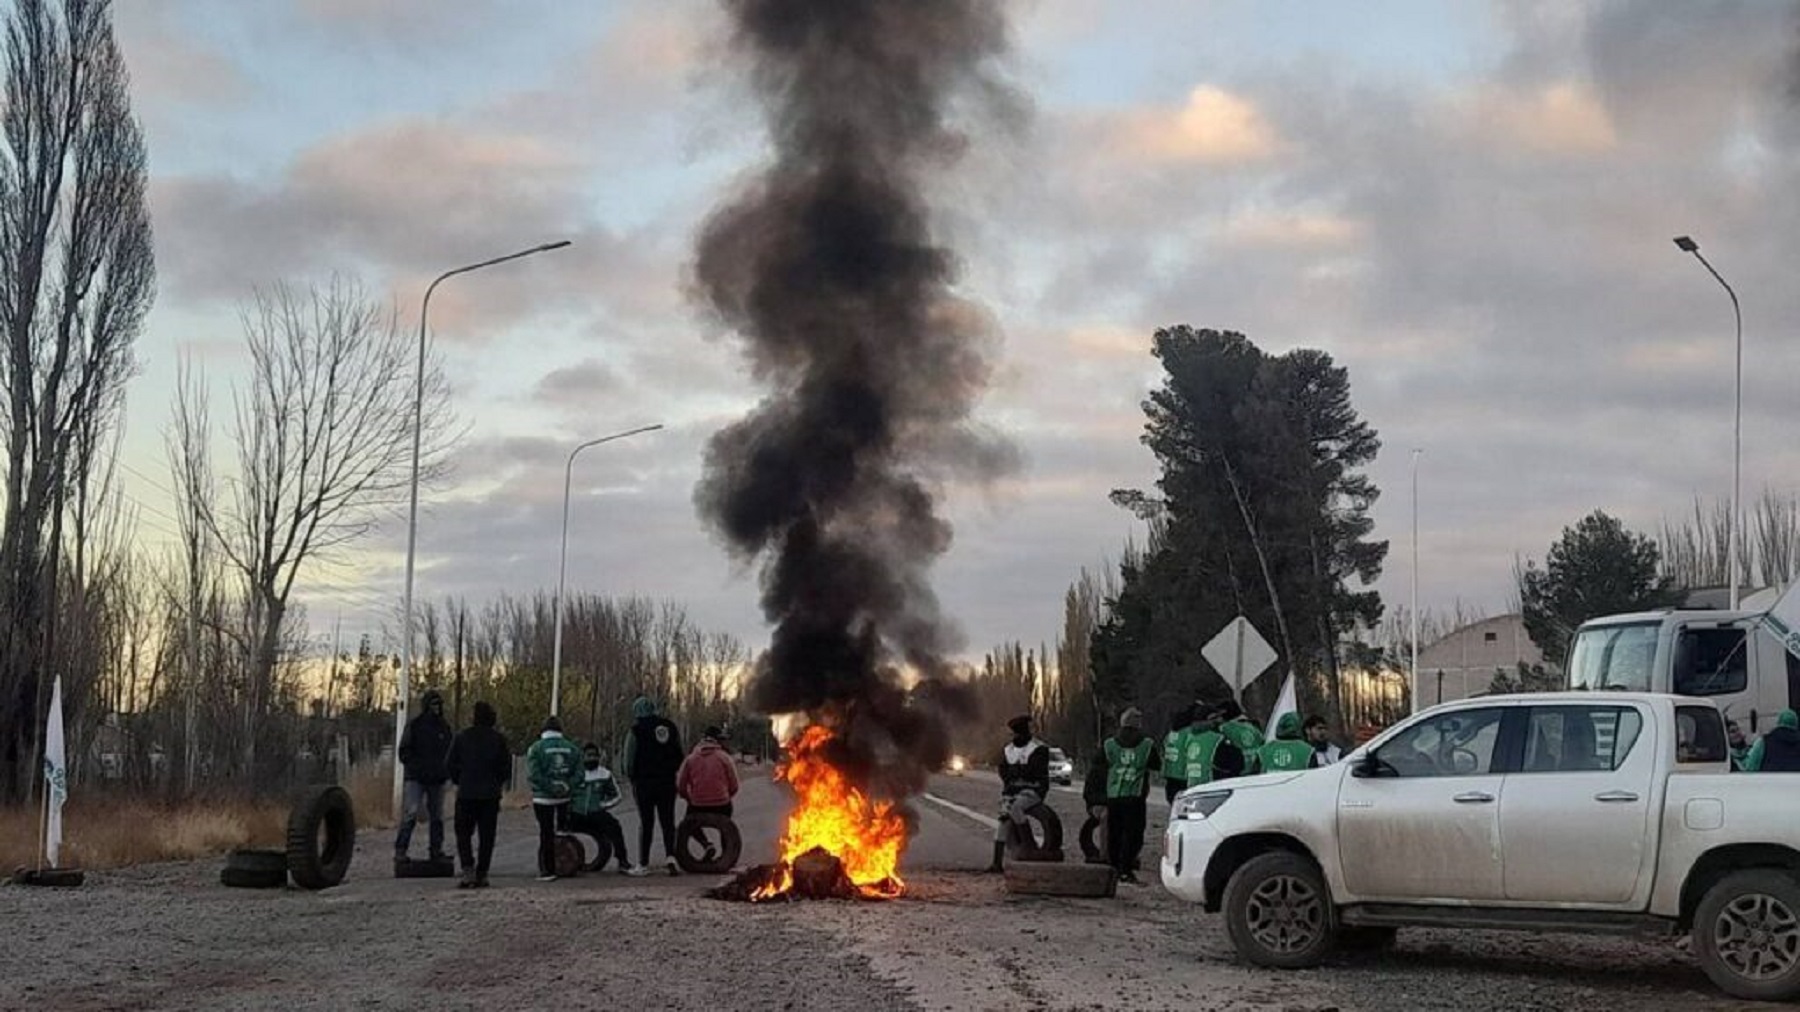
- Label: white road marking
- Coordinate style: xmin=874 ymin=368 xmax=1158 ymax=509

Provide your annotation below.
xmin=920 ymin=792 xmax=998 ymax=829
xmin=950 ymin=769 xmax=1170 ymax=809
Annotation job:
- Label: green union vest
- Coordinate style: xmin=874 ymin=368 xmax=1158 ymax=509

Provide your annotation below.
xmin=1258 ymin=738 xmax=1315 ymax=772
xmin=1105 ymin=737 xmax=1154 ymax=799
xmin=1180 ymin=730 xmax=1225 ymax=785
xmin=1161 ymin=730 xmax=1187 ymax=778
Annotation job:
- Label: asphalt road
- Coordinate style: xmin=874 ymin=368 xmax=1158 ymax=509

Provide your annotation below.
xmin=0 ymin=763 xmax=1758 ymax=1011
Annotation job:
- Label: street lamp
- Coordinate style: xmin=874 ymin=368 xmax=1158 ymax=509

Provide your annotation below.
xmin=1672 ymin=235 xmax=1743 ymax=610
xmin=550 ymin=423 xmax=664 ymax=716
xmin=1410 ymin=448 xmax=1422 ymax=711
xmin=395 ymin=239 xmax=570 ymax=815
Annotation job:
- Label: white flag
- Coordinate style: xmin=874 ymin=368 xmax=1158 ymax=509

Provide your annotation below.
xmin=43 ymin=674 xmax=66 ymax=868
xmin=1264 ymin=671 xmax=1297 ymax=742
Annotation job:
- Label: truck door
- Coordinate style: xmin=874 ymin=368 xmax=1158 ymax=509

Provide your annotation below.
xmin=1337 ymin=706 xmax=1514 ymax=902
xmin=1498 ymin=703 xmax=1655 ymax=905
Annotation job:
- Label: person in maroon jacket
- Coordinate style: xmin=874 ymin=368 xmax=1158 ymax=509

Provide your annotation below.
xmin=677 ymin=726 xmax=741 ymax=818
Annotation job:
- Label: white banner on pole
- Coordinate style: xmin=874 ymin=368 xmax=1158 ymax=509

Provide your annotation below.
xmin=1264 ymin=671 xmax=1297 ymax=742
xmin=43 ymin=674 xmax=67 ymax=868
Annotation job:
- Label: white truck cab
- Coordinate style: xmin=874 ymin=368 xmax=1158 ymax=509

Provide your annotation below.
xmin=1564 ymin=581 xmax=1800 ymax=734
xmin=1162 ymin=691 xmax=1800 ymax=1001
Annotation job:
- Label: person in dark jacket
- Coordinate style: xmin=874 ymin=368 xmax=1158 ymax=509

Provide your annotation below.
xmin=446 ymin=701 xmax=510 ymax=888
xmin=1745 ymin=710 xmax=1800 ymax=771
xmin=1084 ymin=707 xmax=1161 ymax=884
xmin=394 ymin=688 xmax=454 ymax=865
xmin=987 ymin=714 xmax=1051 ymax=873
xmin=622 ymin=696 xmax=684 ymax=877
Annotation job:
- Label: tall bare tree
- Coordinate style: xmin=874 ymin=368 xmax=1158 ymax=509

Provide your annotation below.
xmin=188 ymin=279 xmax=450 ymax=784
xmin=0 ymin=0 xmax=154 ymax=801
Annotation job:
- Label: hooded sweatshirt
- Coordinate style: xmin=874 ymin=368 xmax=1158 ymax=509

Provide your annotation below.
xmin=676 ymin=740 xmax=741 ymax=807
xmin=398 ymin=690 xmax=454 ymax=785
xmin=1745 ymin=710 xmax=1800 ymax=772
xmin=446 ymin=703 xmax=511 ymax=801
xmin=1257 ymin=713 xmax=1317 ymax=773
xmin=623 ymin=697 xmax=684 ymax=786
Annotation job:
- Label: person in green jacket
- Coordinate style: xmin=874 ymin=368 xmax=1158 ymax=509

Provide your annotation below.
xmin=1083 ymin=708 xmax=1161 ymax=884
xmin=1214 ymin=698 xmax=1266 ymax=767
xmin=1180 ymin=707 xmax=1246 ymax=787
xmin=1257 ymin=713 xmax=1319 ymax=772
xmin=1744 ymin=710 xmax=1800 ymax=772
xmin=566 ymin=742 xmax=634 ymax=874
xmin=525 ymin=716 xmax=584 ymax=881
xmin=1161 ymin=706 xmax=1192 ymax=804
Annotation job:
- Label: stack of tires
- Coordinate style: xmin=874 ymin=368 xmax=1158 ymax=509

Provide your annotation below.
xmin=220 ymin=784 xmax=355 ymax=891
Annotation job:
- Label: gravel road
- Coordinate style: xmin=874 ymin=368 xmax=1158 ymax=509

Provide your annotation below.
xmin=0 ymin=768 xmax=1759 ymax=1011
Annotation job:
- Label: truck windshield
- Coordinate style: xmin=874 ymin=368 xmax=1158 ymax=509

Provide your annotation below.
xmin=1566 ymin=622 xmax=1660 ymax=692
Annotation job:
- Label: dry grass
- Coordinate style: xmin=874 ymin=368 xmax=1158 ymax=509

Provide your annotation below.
xmin=0 ymin=769 xmax=396 ymax=872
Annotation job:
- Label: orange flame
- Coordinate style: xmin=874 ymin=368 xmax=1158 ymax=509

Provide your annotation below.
xmin=751 ymin=724 xmax=907 ymax=900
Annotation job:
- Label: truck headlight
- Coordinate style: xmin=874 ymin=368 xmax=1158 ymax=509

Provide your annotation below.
xmin=1171 ymin=790 xmax=1231 ymax=821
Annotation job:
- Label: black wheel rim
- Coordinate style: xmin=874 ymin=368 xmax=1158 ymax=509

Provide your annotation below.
xmin=1245 ymin=873 xmax=1325 ymax=954
xmin=1714 ymin=892 xmax=1800 ymax=981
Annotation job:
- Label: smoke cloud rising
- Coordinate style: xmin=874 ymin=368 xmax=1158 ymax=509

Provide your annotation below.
xmin=694 ymin=0 xmax=1017 ymax=798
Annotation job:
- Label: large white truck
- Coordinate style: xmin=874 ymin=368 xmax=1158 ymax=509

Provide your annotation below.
xmin=1562 ymin=581 xmax=1800 ymax=735
xmin=1161 ymin=691 xmax=1800 ymax=1000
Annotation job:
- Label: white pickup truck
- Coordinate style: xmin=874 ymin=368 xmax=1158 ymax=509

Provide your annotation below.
xmin=1161 ymin=692 xmax=1800 ymax=1001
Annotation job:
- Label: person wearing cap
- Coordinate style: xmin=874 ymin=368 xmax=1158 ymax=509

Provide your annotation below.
xmin=525 ymin=714 xmax=583 ymax=882
xmin=1083 ymin=707 xmax=1161 ymax=884
xmin=987 ymin=714 xmax=1051 ymax=873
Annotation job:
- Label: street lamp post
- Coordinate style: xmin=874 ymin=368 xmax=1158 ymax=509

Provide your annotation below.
xmin=1673 ymin=235 xmax=1743 ymax=610
xmin=395 ymin=240 xmax=570 ymax=816
xmin=550 ymin=424 xmax=664 ymax=717
xmin=1410 ymin=448 xmax=1422 ymax=712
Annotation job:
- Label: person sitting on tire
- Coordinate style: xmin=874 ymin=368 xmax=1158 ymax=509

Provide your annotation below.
xmin=568 ymin=743 xmax=633 ymax=875
xmin=1083 ymin=707 xmax=1160 ymax=885
xmin=394 ymin=688 xmax=454 ymax=869
xmin=526 ymin=715 xmax=583 ymax=882
xmin=446 ymin=700 xmax=511 ymax=888
xmin=623 ymin=696 xmax=684 ymax=877
xmin=987 ymin=714 xmax=1051 ymax=873
xmin=1257 ymin=712 xmax=1319 ymax=773
xmin=677 ymin=726 xmax=741 ymax=864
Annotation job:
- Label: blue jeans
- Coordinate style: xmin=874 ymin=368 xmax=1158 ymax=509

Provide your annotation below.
xmin=394 ymin=781 xmax=446 ymax=858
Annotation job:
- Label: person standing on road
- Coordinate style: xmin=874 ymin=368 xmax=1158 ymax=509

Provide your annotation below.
xmin=677 ymin=726 xmax=741 ymax=818
xmin=1178 ymin=707 xmax=1244 ymax=789
xmin=623 ymin=696 xmax=685 ymax=877
xmin=1214 ymin=699 xmax=1265 ymax=773
xmin=987 ymin=714 xmax=1051 ymax=874
xmin=446 ymin=701 xmax=511 ymax=888
xmin=1084 ymin=707 xmax=1160 ymax=884
xmin=1303 ymin=715 xmax=1342 ymax=765
xmin=568 ymin=742 xmax=634 ymax=875
xmin=526 ymin=715 xmax=583 ymax=882
xmin=1743 ymin=710 xmax=1800 ymax=771
xmin=1161 ymin=707 xmax=1191 ymax=804
xmin=394 ymin=688 xmax=454 ymax=868
xmin=1257 ymin=713 xmax=1319 ymax=772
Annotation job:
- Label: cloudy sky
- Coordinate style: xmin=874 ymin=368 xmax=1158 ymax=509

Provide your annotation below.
xmin=108 ymin=1 xmax=1800 ymax=658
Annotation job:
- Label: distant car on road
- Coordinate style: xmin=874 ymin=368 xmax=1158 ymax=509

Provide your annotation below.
xmin=1162 ymin=692 xmax=1800 ymax=1002
xmin=946 ymin=754 xmax=967 ymax=776
xmin=1047 ymin=747 xmax=1073 ymax=785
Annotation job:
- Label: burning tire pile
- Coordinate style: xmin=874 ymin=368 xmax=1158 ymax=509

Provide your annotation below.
xmin=692 ymin=0 xmax=1017 ymax=899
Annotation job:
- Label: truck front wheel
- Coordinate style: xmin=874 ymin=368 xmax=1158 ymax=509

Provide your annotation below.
xmin=1222 ymin=851 xmax=1337 ymax=969
xmin=1694 ymin=869 xmax=1800 ymax=1001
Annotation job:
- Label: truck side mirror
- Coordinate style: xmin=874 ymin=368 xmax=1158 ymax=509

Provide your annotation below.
xmin=1350 ymin=753 xmax=1391 ymax=779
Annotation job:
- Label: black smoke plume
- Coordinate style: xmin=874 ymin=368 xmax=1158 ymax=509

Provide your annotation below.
xmin=694 ymin=0 xmax=1016 ymax=799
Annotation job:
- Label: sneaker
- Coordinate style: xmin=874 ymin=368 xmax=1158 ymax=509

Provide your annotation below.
xmin=665 ymin=857 xmax=681 ymax=877
xmin=457 ymin=870 xmax=475 ymax=889
xmin=617 ymin=864 xmax=636 ymax=876
xmin=1118 ymin=870 xmax=1139 ymax=885
xmin=537 ymin=873 xmax=558 ymax=883
xmin=625 ymin=865 xmax=650 ymax=878
xmin=474 ymin=875 xmax=490 ymax=889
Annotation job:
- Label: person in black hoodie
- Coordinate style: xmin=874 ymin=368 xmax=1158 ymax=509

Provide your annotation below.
xmin=395 ymin=688 xmax=454 ymax=866
xmin=1745 ymin=709 xmax=1800 ymax=771
xmin=622 ymin=695 xmax=684 ymax=876
xmin=446 ymin=701 xmax=511 ymax=888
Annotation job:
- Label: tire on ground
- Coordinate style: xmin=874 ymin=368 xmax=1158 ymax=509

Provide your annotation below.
xmin=577 ymin=832 xmax=614 ymax=873
xmin=226 ymin=848 xmax=289 ymax=876
xmin=553 ymin=834 xmax=586 ymax=878
xmin=1078 ymin=814 xmax=1106 ymax=864
xmin=1692 ymin=868 xmax=1800 ymax=1002
xmin=1222 ymin=850 xmax=1337 ymax=970
xmin=1006 ymin=802 xmax=1064 ymax=862
xmin=221 ymin=865 xmax=287 ymax=889
xmin=287 ymin=784 xmax=355 ymax=890
xmin=674 ymin=813 xmax=741 ymax=874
